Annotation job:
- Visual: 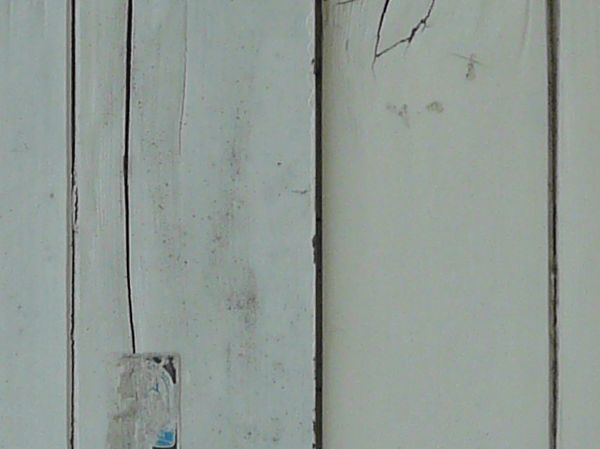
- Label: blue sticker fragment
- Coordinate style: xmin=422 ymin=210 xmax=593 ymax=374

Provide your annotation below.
xmin=155 ymin=429 xmax=176 ymax=448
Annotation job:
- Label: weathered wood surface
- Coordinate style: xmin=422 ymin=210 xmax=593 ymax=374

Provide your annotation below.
xmin=8 ymin=1 xmax=600 ymax=448
xmin=322 ymin=1 xmax=550 ymax=448
xmin=0 ymin=1 xmax=68 ymax=447
xmin=73 ymin=1 xmax=316 ymax=448
xmin=557 ymin=2 xmax=600 ymax=447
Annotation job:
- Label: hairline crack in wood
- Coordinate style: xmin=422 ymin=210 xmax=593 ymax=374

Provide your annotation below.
xmin=124 ymin=0 xmax=137 ymax=354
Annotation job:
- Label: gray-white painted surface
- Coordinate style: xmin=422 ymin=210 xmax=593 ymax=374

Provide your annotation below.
xmin=557 ymin=2 xmax=600 ymax=447
xmin=6 ymin=2 xmax=600 ymax=449
xmin=0 ymin=1 xmax=68 ymax=447
xmin=128 ymin=2 xmax=316 ymax=448
xmin=72 ymin=1 xmax=316 ymax=448
xmin=322 ymin=1 xmax=550 ymax=448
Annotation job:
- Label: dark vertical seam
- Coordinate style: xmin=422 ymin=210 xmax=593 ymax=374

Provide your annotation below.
xmin=546 ymin=0 xmax=560 ymax=448
xmin=68 ymin=0 xmax=77 ymax=447
xmin=314 ymin=1 xmax=323 ymax=448
xmin=124 ymin=0 xmax=137 ymax=354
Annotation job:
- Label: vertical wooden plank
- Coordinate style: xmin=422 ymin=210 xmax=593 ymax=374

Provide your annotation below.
xmin=0 ymin=1 xmax=68 ymax=447
xmin=557 ymin=2 xmax=600 ymax=447
xmin=127 ymin=1 xmax=316 ymax=448
xmin=322 ymin=1 xmax=549 ymax=448
xmin=73 ymin=1 xmax=131 ymax=448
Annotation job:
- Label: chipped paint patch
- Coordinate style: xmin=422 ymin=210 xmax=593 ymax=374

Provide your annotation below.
xmin=107 ymin=354 xmax=180 ymax=449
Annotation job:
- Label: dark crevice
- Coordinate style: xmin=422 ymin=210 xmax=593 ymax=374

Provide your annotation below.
xmin=124 ymin=0 xmax=137 ymax=354
xmin=68 ymin=0 xmax=76 ymax=447
xmin=546 ymin=0 xmax=560 ymax=448
xmin=314 ymin=1 xmax=323 ymax=449
xmin=373 ymin=0 xmax=436 ymax=65
xmin=373 ymin=0 xmax=392 ymax=64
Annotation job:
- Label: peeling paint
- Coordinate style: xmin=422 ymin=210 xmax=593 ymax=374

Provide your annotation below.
xmin=107 ymin=354 xmax=180 ymax=449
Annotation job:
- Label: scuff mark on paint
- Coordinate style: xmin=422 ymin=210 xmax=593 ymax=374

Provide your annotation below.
xmin=451 ymin=53 xmax=481 ymax=81
xmin=225 ymin=266 xmax=260 ymax=366
xmin=226 ymin=267 xmax=258 ymax=329
xmin=426 ymin=101 xmax=444 ymax=113
xmin=107 ymin=354 xmax=180 ymax=449
xmin=465 ymin=53 xmax=478 ymax=80
xmin=204 ymin=93 xmax=262 ymax=368
xmin=386 ymin=103 xmax=410 ymax=127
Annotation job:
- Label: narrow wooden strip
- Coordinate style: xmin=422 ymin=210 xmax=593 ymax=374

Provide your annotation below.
xmin=73 ymin=2 xmax=132 ymax=447
xmin=557 ymin=1 xmax=600 ymax=447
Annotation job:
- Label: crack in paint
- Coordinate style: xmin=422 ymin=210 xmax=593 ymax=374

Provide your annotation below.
xmin=373 ymin=0 xmax=437 ymax=65
xmin=124 ymin=0 xmax=137 ymax=354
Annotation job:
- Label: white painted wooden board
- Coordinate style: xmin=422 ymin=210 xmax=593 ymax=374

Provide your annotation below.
xmin=0 ymin=1 xmax=68 ymax=448
xmin=557 ymin=2 xmax=600 ymax=447
xmin=73 ymin=1 xmax=316 ymax=448
xmin=72 ymin=2 xmax=132 ymax=448
xmin=322 ymin=1 xmax=549 ymax=448
xmin=128 ymin=2 xmax=315 ymax=448
xmin=8 ymin=1 xmax=595 ymax=448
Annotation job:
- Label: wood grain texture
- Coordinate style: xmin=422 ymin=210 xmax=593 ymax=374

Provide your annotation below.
xmin=0 ymin=1 xmax=68 ymax=447
xmin=557 ymin=2 xmax=600 ymax=447
xmin=72 ymin=2 xmax=132 ymax=448
xmin=322 ymin=1 xmax=549 ymax=448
